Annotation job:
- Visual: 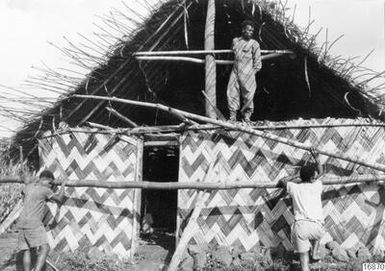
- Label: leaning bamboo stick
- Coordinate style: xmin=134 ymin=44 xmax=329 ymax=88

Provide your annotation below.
xmin=168 ymin=152 xmax=216 ymax=271
xmin=46 ymin=258 xmax=60 ymax=271
xmin=106 ymin=107 xmax=138 ymax=127
xmin=167 ymin=191 xmax=209 ymax=271
xmin=72 ymin=95 xmax=385 ymax=173
xmin=1 ymin=174 xmax=384 ymax=189
xmin=0 ymin=200 xmax=22 ymax=235
xmin=201 ymin=90 xmax=225 ymax=120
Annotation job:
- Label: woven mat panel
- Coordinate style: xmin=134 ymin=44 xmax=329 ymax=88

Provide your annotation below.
xmin=178 ymin=119 xmax=385 ymax=252
xmin=38 ymin=131 xmax=141 ymax=258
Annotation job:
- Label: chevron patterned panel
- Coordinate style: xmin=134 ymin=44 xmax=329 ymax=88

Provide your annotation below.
xmin=178 ymin=118 xmax=385 ymax=252
xmin=38 ymin=131 xmax=141 ymax=258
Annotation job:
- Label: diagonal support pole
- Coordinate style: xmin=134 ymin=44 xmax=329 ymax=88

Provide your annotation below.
xmin=167 ymin=156 xmax=217 ymax=271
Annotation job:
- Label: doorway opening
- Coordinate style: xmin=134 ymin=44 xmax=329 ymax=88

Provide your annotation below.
xmin=139 ymin=145 xmax=179 ymax=255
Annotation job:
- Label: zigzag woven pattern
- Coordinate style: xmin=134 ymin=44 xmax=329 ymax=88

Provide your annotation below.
xmin=178 ymin=118 xmax=385 ymax=252
xmin=38 ymin=130 xmax=141 ymax=258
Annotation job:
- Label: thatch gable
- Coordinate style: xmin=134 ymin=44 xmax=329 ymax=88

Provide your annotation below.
xmin=8 ymin=0 xmax=384 ymax=165
xmin=3 ymin=1 xmax=385 ymax=260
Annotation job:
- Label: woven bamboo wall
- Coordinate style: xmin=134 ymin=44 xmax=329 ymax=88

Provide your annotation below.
xmin=178 ymin=118 xmax=385 ymax=252
xmin=38 ymin=130 xmax=142 ymax=258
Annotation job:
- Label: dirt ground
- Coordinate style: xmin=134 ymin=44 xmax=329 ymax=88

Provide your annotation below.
xmin=0 ymin=231 xmax=360 ymax=271
xmin=0 ymin=231 xmax=174 ymax=271
xmin=134 ymin=232 xmax=175 ymax=270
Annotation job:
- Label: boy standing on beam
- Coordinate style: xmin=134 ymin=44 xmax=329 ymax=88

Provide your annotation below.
xmin=279 ymin=148 xmax=325 ymax=271
xmin=16 ymin=170 xmax=66 ymax=271
xmin=227 ymin=19 xmax=262 ymax=123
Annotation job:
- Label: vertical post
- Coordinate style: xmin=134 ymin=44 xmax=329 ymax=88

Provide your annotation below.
xmin=204 ymin=0 xmax=217 ymax=118
xmin=19 ymin=146 xmax=24 ymax=176
xmin=130 ymin=137 xmax=143 ymax=260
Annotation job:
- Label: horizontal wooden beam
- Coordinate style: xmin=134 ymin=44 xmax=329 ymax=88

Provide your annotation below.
xmin=135 ymin=54 xmax=286 ymax=64
xmin=41 ymin=121 xmax=385 ymax=139
xmin=144 ymin=134 xmax=179 ymax=146
xmin=1 ymin=174 xmax=384 ymax=189
xmin=133 ymin=49 xmax=294 ymax=56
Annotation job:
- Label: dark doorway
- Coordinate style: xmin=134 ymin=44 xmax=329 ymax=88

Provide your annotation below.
xmin=141 ymin=146 xmax=179 ymax=235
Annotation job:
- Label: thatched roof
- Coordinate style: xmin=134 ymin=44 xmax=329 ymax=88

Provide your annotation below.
xmin=7 ymin=0 xmax=385 ymax=167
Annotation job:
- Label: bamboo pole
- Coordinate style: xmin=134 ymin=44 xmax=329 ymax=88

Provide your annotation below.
xmin=86 ymin=122 xmax=112 ymax=130
xmin=46 ymin=259 xmax=60 ymax=271
xmin=72 ymin=95 xmax=385 ymax=173
xmin=136 ymin=55 xmax=206 ymax=64
xmin=144 ymin=134 xmax=179 ymax=146
xmin=204 ymin=0 xmax=217 ymax=119
xmin=131 ymin=137 xmax=143 ymax=260
xmin=201 ymin=90 xmax=226 ymax=121
xmin=37 ymin=122 xmax=385 ymax=140
xmin=167 ymin=191 xmax=209 ymax=271
xmin=133 ymin=49 xmax=294 ymax=56
xmin=106 ymin=107 xmax=138 ymax=127
xmin=1 ymin=174 xmax=384 ymax=189
xmin=262 ymin=52 xmax=290 ymax=61
xmin=167 ymin=156 xmax=216 ymax=271
xmin=135 ymin=54 xmax=286 ymax=64
xmin=0 ymin=200 xmax=22 ymax=235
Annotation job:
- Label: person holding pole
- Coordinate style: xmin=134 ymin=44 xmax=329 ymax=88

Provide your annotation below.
xmin=278 ymin=148 xmax=325 ymax=271
xmin=16 ymin=170 xmax=66 ymax=271
xmin=226 ymin=19 xmax=262 ymax=123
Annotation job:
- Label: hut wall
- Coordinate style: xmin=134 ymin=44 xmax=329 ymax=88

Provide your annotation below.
xmin=38 ymin=130 xmax=142 ymax=258
xmin=178 ymin=118 xmax=385 ymax=252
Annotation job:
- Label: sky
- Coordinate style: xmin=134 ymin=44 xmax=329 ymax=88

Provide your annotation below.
xmin=287 ymin=0 xmax=384 ymax=73
xmin=0 ymin=0 xmax=123 ymax=86
xmin=0 ymin=0 xmax=383 ymax=137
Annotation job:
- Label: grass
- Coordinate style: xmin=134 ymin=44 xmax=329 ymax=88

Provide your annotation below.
xmin=49 ymin=248 xmax=135 ymax=271
xmin=196 ymin=245 xmax=383 ymax=271
xmin=0 ymin=159 xmax=34 ymax=225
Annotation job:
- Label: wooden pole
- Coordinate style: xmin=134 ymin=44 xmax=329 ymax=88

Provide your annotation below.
xmin=167 ymin=191 xmax=210 ymax=270
xmin=131 ymin=137 xmax=143 ymax=260
xmin=136 ymin=55 xmax=207 ymax=64
xmin=133 ymin=49 xmax=295 ymax=56
xmin=1 ymin=174 xmax=385 ymax=189
xmin=106 ymin=107 xmax=138 ymax=127
xmin=36 ymin=122 xmax=385 ymax=142
xmin=19 ymin=146 xmax=24 ymax=177
xmin=86 ymin=122 xmax=112 ymax=130
xmin=46 ymin=259 xmax=60 ymax=271
xmin=201 ymin=90 xmax=226 ymax=120
xmin=167 ymin=157 xmax=216 ymax=271
xmin=72 ymin=95 xmax=385 ymax=173
xmin=135 ymin=54 xmax=285 ymax=64
xmin=0 ymin=200 xmax=22 ymax=235
xmin=204 ymin=0 xmax=217 ymax=118
xmin=44 ymin=122 xmax=385 ymax=136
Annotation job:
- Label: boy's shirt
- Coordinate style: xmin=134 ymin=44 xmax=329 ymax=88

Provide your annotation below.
xmin=16 ymin=183 xmax=54 ymax=229
xmin=232 ymin=37 xmax=262 ymax=75
xmin=287 ymin=180 xmax=323 ymax=224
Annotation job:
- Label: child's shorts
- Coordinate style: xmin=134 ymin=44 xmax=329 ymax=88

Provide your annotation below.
xmin=291 ymin=220 xmax=325 ymax=253
xmin=17 ymin=225 xmax=48 ymax=250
